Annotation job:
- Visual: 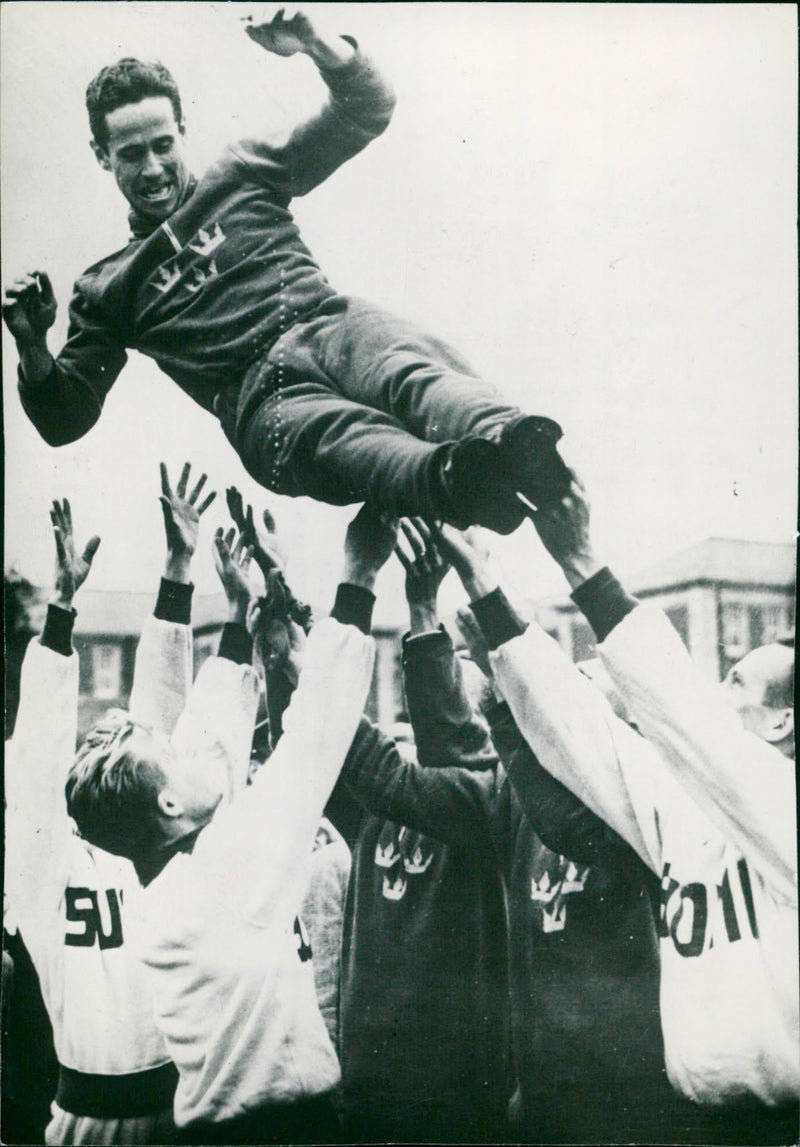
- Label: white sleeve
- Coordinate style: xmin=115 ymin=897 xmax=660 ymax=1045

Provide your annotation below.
xmin=196 ymin=618 xmax=374 ymax=924
xmin=489 ymin=624 xmax=664 ymax=873
xmin=5 ymin=640 xmax=78 ymax=918
xmin=599 ymin=604 xmax=798 ymax=901
xmin=171 ymin=652 xmax=261 ymax=805
xmin=128 ymin=614 xmax=193 ymax=736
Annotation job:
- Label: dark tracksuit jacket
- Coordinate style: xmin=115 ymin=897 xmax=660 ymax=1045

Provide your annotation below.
xmin=341 ymin=589 xmax=708 ymax=1144
xmin=336 ymin=626 xmax=513 ymax=1145
xmin=19 ymin=47 xmax=519 ymax=517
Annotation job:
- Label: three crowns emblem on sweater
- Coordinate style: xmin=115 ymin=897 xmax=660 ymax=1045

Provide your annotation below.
xmin=530 ymin=857 xmax=589 ymax=933
xmin=151 ymin=222 xmax=226 ymax=296
xmin=375 ymin=825 xmax=436 ymax=902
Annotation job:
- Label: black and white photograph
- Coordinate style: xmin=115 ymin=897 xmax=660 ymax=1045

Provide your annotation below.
xmin=2 ymin=3 xmax=797 ymax=1144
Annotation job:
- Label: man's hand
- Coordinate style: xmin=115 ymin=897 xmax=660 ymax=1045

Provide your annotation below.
xmin=160 ymin=462 xmax=217 ymax=583
xmin=226 ymin=486 xmax=287 ymax=580
xmin=395 ymin=518 xmax=450 ymax=634
xmin=343 ymin=504 xmax=398 ymax=591
xmin=213 ymin=528 xmax=254 ymax=626
xmin=242 ymin=6 xmax=354 ymax=69
xmin=432 ymin=524 xmax=496 ymax=603
xmin=50 ymin=499 xmax=101 ymax=610
xmin=2 ymin=272 xmax=57 ymax=345
xmin=528 ymin=471 xmax=603 ymax=590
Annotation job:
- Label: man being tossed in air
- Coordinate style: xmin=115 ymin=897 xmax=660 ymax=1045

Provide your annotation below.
xmin=2 ymin=6 xmax=568 ymax=531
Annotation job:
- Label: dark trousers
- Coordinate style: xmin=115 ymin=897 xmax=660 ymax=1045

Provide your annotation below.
xmin=234 ymin=296 xmax=522 ymax=519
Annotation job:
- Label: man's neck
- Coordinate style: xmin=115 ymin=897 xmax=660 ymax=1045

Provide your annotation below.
xmin=134 ymin=826 xmax=202 ymax=886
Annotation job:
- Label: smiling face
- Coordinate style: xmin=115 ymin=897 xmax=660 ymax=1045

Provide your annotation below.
xmin=92 ymin=96 xmax=190 ymax=222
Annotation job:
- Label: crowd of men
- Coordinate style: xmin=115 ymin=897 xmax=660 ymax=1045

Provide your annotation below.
xmin=2 ymin=457 xmax=797 ymax=1146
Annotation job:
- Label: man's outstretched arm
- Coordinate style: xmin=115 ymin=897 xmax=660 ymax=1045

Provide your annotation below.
xmin=5 ymin=500 xmax=100 ymax=919
xmin=530 ymin=473 xmax=797 ymax=900
xmin=234 ymin=6 xmax=395 ymax=198
xmin=129 ymin=462 xmax=216 ymax=735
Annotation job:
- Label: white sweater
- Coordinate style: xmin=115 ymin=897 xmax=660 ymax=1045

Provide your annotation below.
xmin=490 ymin=606 xmax=798 ymax=1106
xmin=136 ymin=618 xmax=374 ymax=1126
xmin=4 ymin=615 xmax=189 ymax=1076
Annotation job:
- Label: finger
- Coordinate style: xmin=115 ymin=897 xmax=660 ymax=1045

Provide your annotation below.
xmin=159 ymin=495 xmax=175 ymax=532
xmin=82 ymin=536 xmax=102 ymax=566
xmin=224 ymin=527 xmax=236 ymax=550
xmin=34 ymin=272 xmax=56 ymax=304
xmin=393 ymin=541 xmax=414 ymax=574
xmin=262 ymin=507 xmax=277 ymax=534
xmin=240 ymin=545 xmax=254 ymax=571
xmin=197 ymin=490 xmax=217 ymax=516
xmin=245 ymin=504 xmax=256 ymax=538
xmin=53 ymin=526 xmax=67 ymax=566
xmin=62 ymin=497 xmax=73 ymax=534
xmin=411 ymin=518 xmax=433 ymax=547
xmin=226 ymin=487 xmax=245 ymax=527
xmin=188 ymin=472 xmax=207 ymax=504
xmin=160 ymin=462 xmax=173 ymax=500
xmin=399 ymin=518 xmax=426 ymax=561
xmin=176 ymin=461 xmax=191 ymax=499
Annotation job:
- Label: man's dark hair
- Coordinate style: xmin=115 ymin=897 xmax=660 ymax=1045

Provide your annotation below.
xmin=86 ymin=58 xmax=183 ymax=150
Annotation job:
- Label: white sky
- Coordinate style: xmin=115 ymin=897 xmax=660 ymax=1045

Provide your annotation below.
xmin=2 ymin=2 xmax=797 ymax=624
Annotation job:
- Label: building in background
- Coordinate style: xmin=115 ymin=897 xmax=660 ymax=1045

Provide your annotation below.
xmin=532 ymin=537 xmax=796 ymax=682
xmin=5 ymin=537 xmax=795 ymax=741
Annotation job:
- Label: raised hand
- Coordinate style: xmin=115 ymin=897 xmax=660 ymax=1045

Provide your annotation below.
xmin=242 ymin=6 xmax=318 ymax=56
xmin=394 ymin=518 xmax=450 ymax=632
xmin=527 ymin=470 xmax=602 ymax=590
xmin=213 ymin=528 xmax=254 ymax=626
xmin=160 ymin=461 xmax=217 ymax=582
xmin=226 ymin=486 xmax=287 ymax=579
xmin=2 ymin=271 xmax=57 ymax=345
xmin=241 ymin=5 xmax=354 ymax=69
xmin=50 ymin=499 xmax=101 ymax=609
xmin=343 ymin=504 xmax=398 ymax=591
xmin=432 ymin=524 xmax=496 ymax=602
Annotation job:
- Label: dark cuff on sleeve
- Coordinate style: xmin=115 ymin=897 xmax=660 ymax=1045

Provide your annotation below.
xmin=154 ymin=578 xmax=194 ymax=625
xmin=218 ymin=623 xmax=252 ymax=666
xmin=402 ymin=625 xmax=451 ymax=657
xmin=470 ymin=587 xmax=528 ymax=650
xmin=331 ymin=583 xmax=375 ymax=635
xmin=571 ymin=567 xmax=638 ymax=643
xmin=41 ymin=603 xmax=76 ymax=657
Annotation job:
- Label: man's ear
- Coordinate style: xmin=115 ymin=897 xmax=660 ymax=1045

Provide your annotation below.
xmin=157 ymin=788 xmax=183 ymax=819
xmin=763 ymin=707 xmax=793 ymax=746
xmin=90 ymin=140 xmax=112 ymax=171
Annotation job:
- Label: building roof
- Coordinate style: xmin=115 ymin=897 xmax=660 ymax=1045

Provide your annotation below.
xmin=627 ymin=537 xmax=796 ymax=594
xmin=68 ymin=589 xmax=228 ymax=636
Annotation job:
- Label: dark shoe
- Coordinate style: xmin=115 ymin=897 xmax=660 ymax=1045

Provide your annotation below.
xmin=500 ymin=415 xmax=571 ymax=512
xmin=438 ymin=438 xmax=527 ymax=534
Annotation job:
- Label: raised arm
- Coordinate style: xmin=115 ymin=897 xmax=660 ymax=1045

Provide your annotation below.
xmin=395 ymin=518 xmax=497 ymax=771
xmin=530 ymin=473 xmax=797 ymax=900
xmin=434 ymin=522 xmax=662 ymax=872
xmin=128 ymin=461 xmax=216 ymax=735
xmin=5 ymin=501 xmax=100 ymax=916
xmin=233 ymin=6 xmax=395 ymax=197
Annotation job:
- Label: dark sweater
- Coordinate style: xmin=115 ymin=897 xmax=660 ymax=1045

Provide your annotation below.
xmin=19 ymin=47 xmax=395 ymax=447
xmin=342 ymin=596 xmax=696 ymax=1144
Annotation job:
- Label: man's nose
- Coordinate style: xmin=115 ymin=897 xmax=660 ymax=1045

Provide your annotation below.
xmin=140 ymin=149 xmax=165 ymax=177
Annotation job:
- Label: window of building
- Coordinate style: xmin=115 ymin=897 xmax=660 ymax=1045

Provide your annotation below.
xmin=721 ymin=602 xmax=747 ymax=658
xmin=91 ymin=642 xmax=122 ymax=700
xmin=750 ymin=603 xmax=786 ymax=648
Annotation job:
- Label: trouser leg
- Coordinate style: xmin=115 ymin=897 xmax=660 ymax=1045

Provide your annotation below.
xmin=237 ymin=375 xmax=452 ymax=519
xmin=266 ymin=296 xmax=523 ymax=444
